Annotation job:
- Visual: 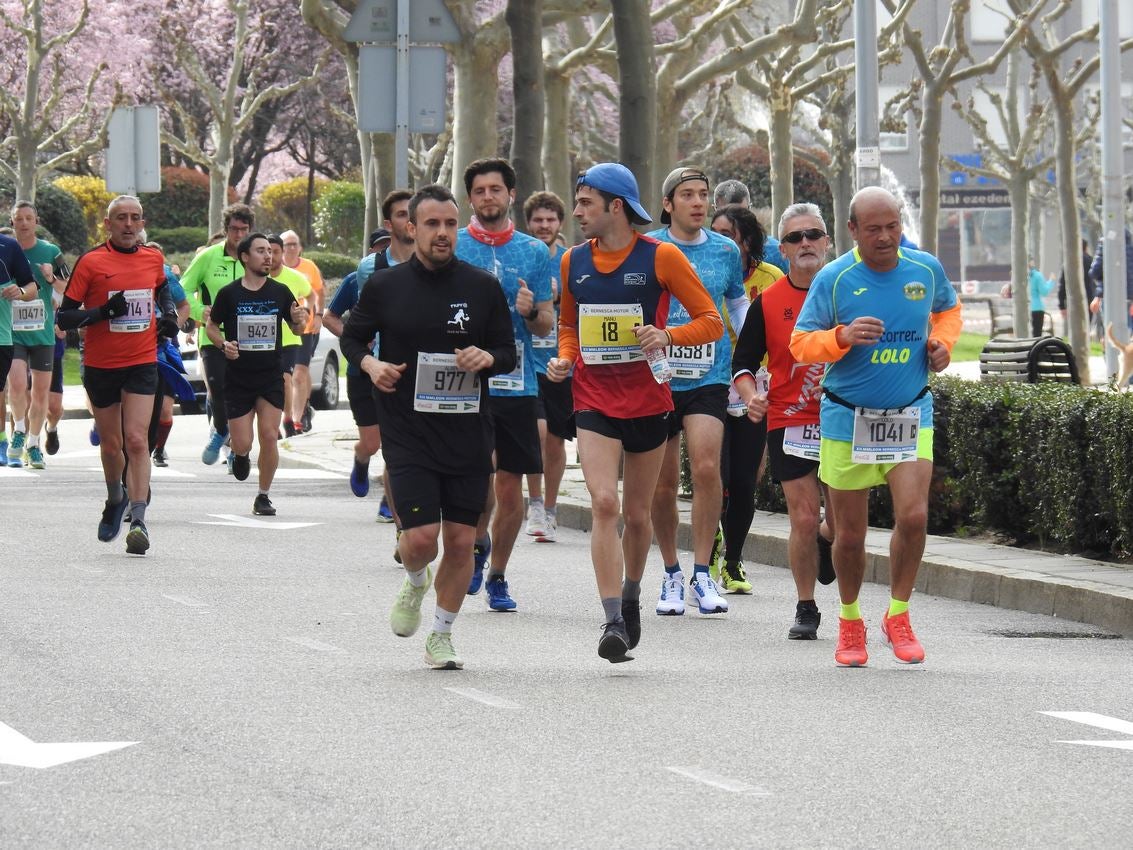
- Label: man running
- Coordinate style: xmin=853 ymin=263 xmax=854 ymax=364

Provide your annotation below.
xmin=732 ymin=202 xmax=837 ymax=640
xmin=546 ymin=163 xmax=721 ymax=663
xmin=265 ymin=234 xmax=312 ymax=438
xmin=57 ymin=195 xmax=179 ymax=555
xmin=205 ymin=233 xmax=308 ymax=516
xmin=280 ymin=230 xmax=324 ymax=432
xmin=790 ymin=187 xmax=961 ymax=666
xmin=647 ymin=167 xmax=747 ymax=617
xmin=341 ymin=184 xmax=517 ymax=670
xmin=0 ymin=232 xmax=38 ymax=467
xmin=456 ymin=158 xmax=554 ymax=612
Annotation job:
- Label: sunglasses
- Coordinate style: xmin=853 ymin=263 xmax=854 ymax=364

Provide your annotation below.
xmin=781 ymin=228 xmax=827 ymax=244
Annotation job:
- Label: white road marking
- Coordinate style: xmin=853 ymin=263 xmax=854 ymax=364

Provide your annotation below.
xmin=162 ymin=594 xmax=207 ymax=608
xmin=443 ymin=688 xmax=522 ymax=709
xmin=0 ymin=721 xmax=137 ymax=769
xmin=194 ymin=514 xmax=319 ymax=530
xmin=73 ymin=566 xmax=104 ymax=575
xmin=273 ymin=469 xmax=346 ymax=480
xmin=1 ymin=469 xmax=36 ymax=478
xmin=149 ymin=467 xmax=197 ymax=479
xmin=283 ymin=636 xmax=345 ymax=653
xmin=665 ymin=767 xmax=772 ymax=795
xmin=1042 ymin=711 xmax=1133 ymax=749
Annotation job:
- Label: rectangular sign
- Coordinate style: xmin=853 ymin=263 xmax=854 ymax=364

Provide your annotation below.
xmin=357 ymin=45 xmax=447 ymax=133
xmin=345 ymin=0 xmax=459 ymax=43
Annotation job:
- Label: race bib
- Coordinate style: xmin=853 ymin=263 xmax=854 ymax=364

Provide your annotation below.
xmin=12 ymin=300 xmax=46 ymax=332
xmin=578 ymin=303 xmax=644 ymax=364
xmin=531 ymin=325 xmax=557 ymax=349
xmin=414 ymin=352 xmax=480 ymax=413
xmin=108 ymin=289 xmax=153 ymax=333
xmin=851 ymin=405 xmax=920 ymax=464
xmin=726 ymin=383 xmax=746 ymax=417
xmin=489 ymin=342 xmax=526 ymax=391
xmin=237 ymin=314 xmax=277 ymax=351
xmin=782 ymin=423 xmax=821 ymax=461
xmin=667 ymin=341 xmax=714 ymax=379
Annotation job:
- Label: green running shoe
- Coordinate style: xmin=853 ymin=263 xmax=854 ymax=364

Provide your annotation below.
xmin=390 ymin=568 xmax=431 ymax=637
xmin=424 ymin=631 xmax=463 ymax=670
xmin=25 ymin=445 xmax=45 ymax=469
xmin=708 ymin=525 xmax=724 ymax=582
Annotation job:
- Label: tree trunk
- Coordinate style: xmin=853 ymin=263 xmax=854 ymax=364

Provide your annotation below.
xmin=1008 ymin=174 xmax=1031 ymax=334
xmin=768 ymin=83 xmax=795 ymax=227
xmin=208 ymin=122 xmax=234 ymax=236
xmin=450 ymin=41 xmax=506 ymax=213
xmin=611 ymin=0 xmax=657 ymax=219
xmin=507 ymin=0 xmax=544 ymax=231
xmin=917 ymin=79 xmax=946 ymax=256
xmin=543 ymin=67 xmax=575 ymax=242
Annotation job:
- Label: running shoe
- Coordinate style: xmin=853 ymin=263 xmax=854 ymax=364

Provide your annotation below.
xmin=225 ymin=451 xmax=235 ymax=475
xmin=283 ymin=420 xmax=298 ymax=438
xmin=0 ymin=438 xmax=7 ymax=466
xmin=97 ymin=495 xmax=130 ymax=543
xmin=720 ymin=560 xmax=752 ymax=594
xmin=125 ymin=520 xmax=150 ymax=555
xmin=536 ymin=513 xmax=557 ymax=543
xmin=689 ymin=572 xmax=729 ymax=614
xmin=656 ymin=572 xmax=685 ymax=615
xmin=598 ymin=620 xmax=633 ymax=663
xmin=377 ymin=497 xmax=395 ymax=522
xmin=881 ymin=610 xmax=925 ymax=664
xmin=253 ymin=494 xmax=276 ymax=516
xmin=89 ymin=425 xmax=100 ymax=446
xmin=25 ymin=445 xmax=45 ymax=469
xmin=45 ymin=429 xmax=59 ymax=455
xmin=708 ymin=525 xmax=724 ymax=582
xmin=232 ymin=453 xmax=251 ymax=481
xmin=817 ymin=533 xmax=836 ymax=585
xmin=393 ymin=528 xmax=403 ymax=564
xmin=7 ymin=431 xmax=26 ymax=467
xmin=201 ymin=429 xmax=225 ymax=465
xmin=152 ymin=446 xmax=168 ymax=467
xmin=835 ymin=617 xmax=868 ymax=667
xmin=390 ymin=569 xmax=432 ymax=637
xmin=621 ymin=600 xmax=641 ymax=650
xmin=424 ymin=631 xmax=463 ymax=670
xmin=467 ymin=536 xmax=491 ymax=595
xmin=485 ymin=575 xmax=517 ymax=612
xmin=788 ymin=600 xmax=821 ymax=640
xmin=302 ymin=405 xmax=313 ymax=432
xmin=350 ymin=457 xmax=370 ymax=498
xmin=525 ymin=501 xmax=547 ymax=536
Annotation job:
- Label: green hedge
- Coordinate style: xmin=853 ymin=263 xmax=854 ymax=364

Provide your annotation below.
xmin=0 ymin=180 xmax=88 ymax=252
xmin=146 ymin=226 xmax=210 ymax=253
xmin=303 ymin=250 xmax=357 ymax=280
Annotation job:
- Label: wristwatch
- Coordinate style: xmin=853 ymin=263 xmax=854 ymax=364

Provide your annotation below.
xmin=525 ymin=305 xmax=539 ymax=322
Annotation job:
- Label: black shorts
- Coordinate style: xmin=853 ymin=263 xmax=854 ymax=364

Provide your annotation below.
xmin=13 ymin=342 xmax=53 ymax=372
xmin=667 ymin=384 xmax=729 ymax=438
xmin=537 ymin=372 xmax=576 ymax=440
xmin=83 ymin=363 xmax=159 ymax=409
xmin=767 ymin=427 xmax=820 ymax=483
xmin=294 ymin=333 xmax=318 ymax=367
xmin=224 ymin=371 xmax=285 ymax=419
xmin=576 ymin=409 xmax=669 ymax=454
xmin=386 ymin=463 xmax=489 ymax=529
xmin=281 ymin=345 xmax=298 ymax=375
xmin=347 ymin=371 xmax=379 ymax=428
xmin=51 ymin=341 xmax=64 ymax=394
xmin=0 ymin=345 xmax=12 ymax=388
xmin=486 ymin=395 xmax=543 ymax=474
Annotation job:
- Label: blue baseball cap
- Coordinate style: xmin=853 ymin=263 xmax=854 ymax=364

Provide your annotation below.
xmin=576 ymin=163 xmax=652 ymax=225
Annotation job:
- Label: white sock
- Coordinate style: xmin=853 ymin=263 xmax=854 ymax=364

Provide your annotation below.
xmin=433 ymin=606 xmax=457 ymax=634
xmin=27 ymin=435 xmax=39 ymax=448
xmin=407 ymin=566 xmax=428 ymax=588
xmin=46 ymin=425 xmax=57 ymax=434
xmin=529 ymin=497 xmax=543 ymax=507
xmin=14 ymin=419 xmax=25 ymax=432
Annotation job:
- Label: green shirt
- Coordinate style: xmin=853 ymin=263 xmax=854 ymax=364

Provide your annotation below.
xmin=14 ymin=238 xmax=63 ymax=347
xmin=180 ymin=242 xmax=244 ymax=348
xmin=272 ymin=266 xmax=312 ymax=346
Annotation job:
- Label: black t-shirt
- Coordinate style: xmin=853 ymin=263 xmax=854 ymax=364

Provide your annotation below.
xmin=341 ymin=254 xmax=516 ymax=475
xmin=210 ymin=278 xmax=298 ymax=380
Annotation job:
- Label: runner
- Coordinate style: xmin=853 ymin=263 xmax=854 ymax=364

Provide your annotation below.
xmin=732 ymin=202 xmax=838 ymax=639
xmin=0 ymin=232 xmax=38 ymax=467
xmin=546 ymin=162 xmax=722 ymax=662
xmin=790 ymin=187 xmax=961 ymax=666
xmin=265 ymin=234 xmax=312 ymax=439
xmin=141 ymin=235 xmax=191 ymax=468
xmin=456 ymin=158 xmax=554 ymax=612
xmin=205 ymin=233 xmax=308 ymax=516
xmin=56 ymin=195 xmax=179 ymax=555
xmin=280 ymin=230 xmax=324 ymax=433
xmin=646 ymin=168 xmax=747 ymax=617
xmin=340 ymin=184 xmax=517 ymax=670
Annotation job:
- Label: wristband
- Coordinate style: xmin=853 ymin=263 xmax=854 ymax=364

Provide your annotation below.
xmin=525 ymin=306 xmax=540 ymax=322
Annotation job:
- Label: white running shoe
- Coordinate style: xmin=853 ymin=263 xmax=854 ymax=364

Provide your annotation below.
xmin=525 ymin=501 xmax=547 ymax=536
xmin=656 ymin=572 xmax=685 ymax=615
xmin=689 ymin=572 xmax=729 ymax=614
xmin=536 ymin=513 xmax=557 ymax=543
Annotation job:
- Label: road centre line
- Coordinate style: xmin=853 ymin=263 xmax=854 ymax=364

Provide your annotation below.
xmin=665 ymin=766 xmax=772 ymax=796
xmin=443 ymin=687 xmax=522 ymax=710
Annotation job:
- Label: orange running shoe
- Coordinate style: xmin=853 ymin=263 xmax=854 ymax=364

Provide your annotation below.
xmin=835 ymin=617 xmax=868 ymax=667
xmin=881 ymin=610 xmax=925 ymax=664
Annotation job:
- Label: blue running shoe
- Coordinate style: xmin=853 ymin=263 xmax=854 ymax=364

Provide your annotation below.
xmin=89 ymin=425 xmax=100 ymax=447
xmin=201 ymin=429 xmax=225 ymax=465
xmin=0 ymin=439 xmax=7 ymax=466
xmin=466 ymin=536 xmax=491 ymax=595
xmin=351 ymin=457 xmax=370 ymax=498
xmin=8 ymin=431 xmax=26 ymax=467
xmin=97 ymin=495 xmax=130 ymax=543
xmin=377 ymin=497 xmax=395 ymax=522
xmin=485 ymin=575 xmax=517 ymax=611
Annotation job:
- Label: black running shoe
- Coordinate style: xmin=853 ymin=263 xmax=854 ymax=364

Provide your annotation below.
xmin=302 ymin=405 xmax=313 ymax=432
xmin=253 ymin=494 xmax=276 ymax=516
xmin=152 ymin=446 xmax=168 ymax=467
xmin=45 ymin=429 xmax=60 ymax=455
xmin=598 ymin=620 xmax=633 ymax=663
xmin=621 ymin=600 xmax=641 ymax=650
xmin=233 ymin=453 xmax=251 ymax=481
xmin=788 ymin=600 xmax=821 ymax=640
xmin=97 ymin=495 xmax=130 ymax=543
xmin=125 ymin=520 xmax=151 ymax=555
xmin=817 ymin=533 xmax=836 ymax=585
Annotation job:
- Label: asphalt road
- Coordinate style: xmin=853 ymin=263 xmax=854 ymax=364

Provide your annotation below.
xmin=1 ymin=418 xmax=1131 ymax=848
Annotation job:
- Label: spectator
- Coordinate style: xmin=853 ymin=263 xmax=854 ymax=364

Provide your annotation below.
xmin=1089 ymin=227 xmax=1133 ymax=331
xmin=1028 ymin=258 xmax=1053 ymax=336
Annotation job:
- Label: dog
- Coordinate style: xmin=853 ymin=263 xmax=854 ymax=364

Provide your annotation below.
xmin=1105 ymin=323 xmax=1133 ymax=388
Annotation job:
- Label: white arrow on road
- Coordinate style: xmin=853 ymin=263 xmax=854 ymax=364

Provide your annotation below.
xmin=193 ymin=514 xmax=319 ymax=530
xmin=0 ymin=721 xmax=137 ymax=769
xmin=1041 ymin=711 xmax=1133 ymax=750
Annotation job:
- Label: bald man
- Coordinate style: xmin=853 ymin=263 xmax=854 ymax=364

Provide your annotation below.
xmin=789 ymin=187 xmax=962 ymax=668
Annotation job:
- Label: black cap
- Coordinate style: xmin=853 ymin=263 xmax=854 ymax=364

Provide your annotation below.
xmin=368 ymin=228 xmax=392 ymax=249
